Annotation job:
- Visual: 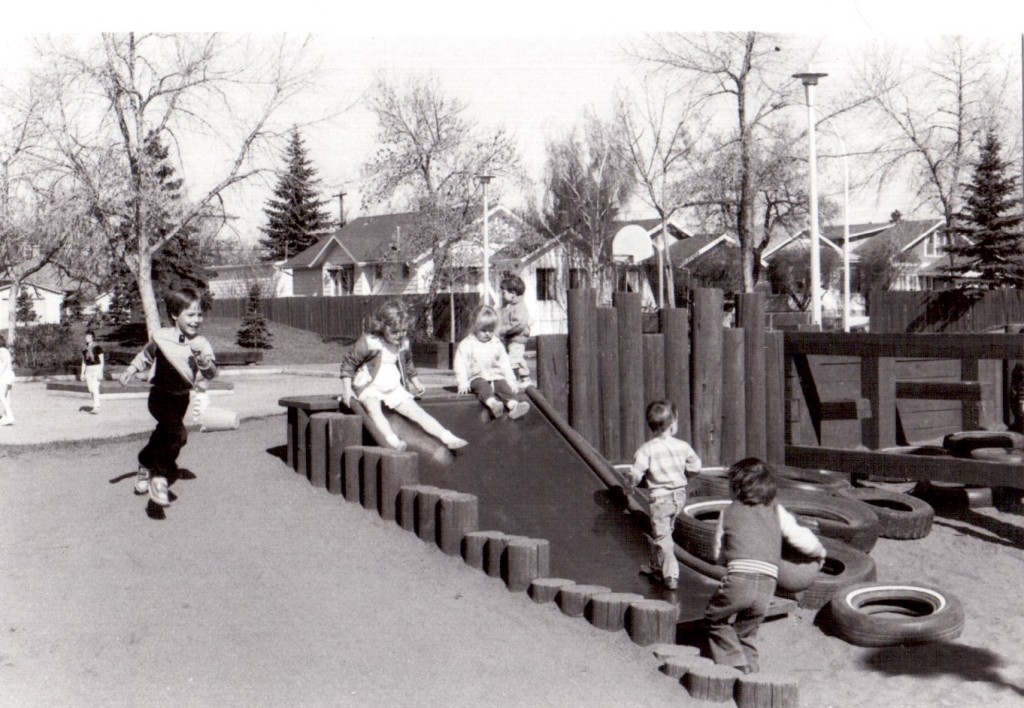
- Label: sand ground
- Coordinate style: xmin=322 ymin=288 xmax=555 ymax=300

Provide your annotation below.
xmin=1 ymin=370 xmax=1023 ymax=706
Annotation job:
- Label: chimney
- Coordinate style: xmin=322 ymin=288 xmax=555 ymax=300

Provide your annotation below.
xmin=337 ymin=192 xmax=347 ymax=227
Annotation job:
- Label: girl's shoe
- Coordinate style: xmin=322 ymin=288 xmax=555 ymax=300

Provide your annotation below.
xmin=134 ymin=466 xmax=151 ymax=495
xmin=486 ymin=399 xmax=505 ymax=418
xmin=443 ymin=434 xmax=469 ymax=451
xmin=508 ymin=400 xmax=531 ymax=420
xmin=149 ymin=476 xmax=170 ymax=507
xmin=385 ymin=434 xmax=408 ymax=452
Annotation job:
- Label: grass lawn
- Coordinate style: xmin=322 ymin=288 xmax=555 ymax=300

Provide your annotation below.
xmin=85 ymin=317 xmax=346 ymax=367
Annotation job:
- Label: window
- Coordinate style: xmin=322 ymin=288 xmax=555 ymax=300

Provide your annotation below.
xmin=536 ymin=268 xmax=557 ymax=301
xmin=326 ymin=265 xmax=355 ymax=295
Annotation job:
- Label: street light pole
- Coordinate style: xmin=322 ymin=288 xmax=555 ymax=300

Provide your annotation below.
xmin=793 ymin=70 xmax=828 ymax=328
xmin=477 ymin=174 xmax=494 ymax=305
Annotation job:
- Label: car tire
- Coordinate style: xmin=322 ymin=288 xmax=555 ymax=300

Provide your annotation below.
xmin=791 ymin=537 xmax=877 ymax=610
xmin=824 ymin=581 xmax=965 ymax=647
xmin=942 ymin=431 xmax=1024 ymax=457
xmin=776 ymin=489 xmax=881 ymax=553
xmin=839 ymin=487 xmax=935 ymax=540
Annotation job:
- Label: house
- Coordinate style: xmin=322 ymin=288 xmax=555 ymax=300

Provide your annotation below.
xmin=0 ymin=263 xmax=66 ymax=328
xmin=205 ymin=262 xmax=293 ymax=298
xmin=760 ymin=216 xmax=947 ymax=323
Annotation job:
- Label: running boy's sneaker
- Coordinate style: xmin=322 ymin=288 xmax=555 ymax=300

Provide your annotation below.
xmin=149 ymin=476 xmax=170 ymax=507
xmin=508 ymin=400 xmax=531 ymax=420
xmin=134 ymin=466 xmax=151 ymax=494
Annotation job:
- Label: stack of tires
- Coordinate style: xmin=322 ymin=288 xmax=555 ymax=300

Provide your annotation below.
xmin=912 ymin=431 xmax=1024 ymax=510
xmin=679 ymin=464 xmax=963 ymax=646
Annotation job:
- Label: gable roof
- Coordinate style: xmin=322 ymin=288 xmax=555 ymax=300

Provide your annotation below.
xmin=762 ymin=218 xmax=945 ymax=262
xmin=668 ymin=233 xmax=738 ymax=266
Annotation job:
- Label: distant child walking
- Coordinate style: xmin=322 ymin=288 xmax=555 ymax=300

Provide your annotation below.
xmin=498 ymin=275 xmax=532 ymax=388
xmin=81 ymin=330 xmax=105 ymax=414
xmin=119 ymin=288 xmax=217 ymax=507
xmin=454 ymin=305 xmax=530 ymax=420
xmin=0 ymin=335 xmax=14 ymax=426
xmin=705 ymin=458 xmax=826 ymax=674
xmin=625 ymin=400 xmax=701 ymax=590
xmin=340 ymin=300 xmax=467 ymax=452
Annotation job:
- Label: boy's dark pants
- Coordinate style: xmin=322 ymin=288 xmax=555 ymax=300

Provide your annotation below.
xmin=705 ymin=572 xmax=776 ymax=670
xmin=138 ymin=387 xmax=190 ymax=477
xmin=470 ymin=377 xmax=516 ymax=405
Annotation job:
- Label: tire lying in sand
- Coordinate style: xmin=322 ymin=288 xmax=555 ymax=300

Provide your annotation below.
xmin=776 ymin=489 xmax=881 ymax=553
xmin=792 ymin=537 xmax=876 ymax=611
xmin=774 ymin=465 xmax=852 ymax=495
xmin=824 ymin=581 xmax=965 ymax=647
xmin=675 ymin=498 xmax=731 ymax=562
xmin=912 ymin=480 xmax=994 ymax=510
xmin=942 ymin=430 xmax=1024 ymax=457
xmin=838 ymin=487 xmax=935 ymax=540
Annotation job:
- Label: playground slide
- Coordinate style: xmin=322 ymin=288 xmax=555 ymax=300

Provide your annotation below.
xmin=341 ymin=396 xmax=455 ymax=470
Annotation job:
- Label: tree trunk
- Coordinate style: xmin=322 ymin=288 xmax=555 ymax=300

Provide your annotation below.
xmin=5 ymin=280 xmax=18 ymax=348
xmin=136 ymin=251 xmax=162 ymax=337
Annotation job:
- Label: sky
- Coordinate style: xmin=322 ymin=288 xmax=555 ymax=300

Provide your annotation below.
xmin=4 ymin=2 xmax=1024 ymax=248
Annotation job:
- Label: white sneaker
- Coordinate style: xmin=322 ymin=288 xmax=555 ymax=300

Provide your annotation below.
xmin=385 ymin=434 xmax=408 ymax=452
xmin=443 ymin=434 xmax=468 ymax=451
xmin=149 ymin=476 xmax=170 ymax=506
xmin=508 ymin=400 xmax=530 ymax=420
xmin=134 ymin=466 xmax=151 ymax=495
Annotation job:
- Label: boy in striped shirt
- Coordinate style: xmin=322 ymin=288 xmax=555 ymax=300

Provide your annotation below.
xmin=625 ymin=400 xmax=702 ymax=590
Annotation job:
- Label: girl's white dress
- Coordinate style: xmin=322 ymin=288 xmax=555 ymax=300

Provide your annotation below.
xmin=359 ymin=346 xmax=414 ymax=409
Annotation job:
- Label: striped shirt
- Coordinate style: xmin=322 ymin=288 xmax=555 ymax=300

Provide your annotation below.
xmin=628 ymin=435 xmax=702 ymax=495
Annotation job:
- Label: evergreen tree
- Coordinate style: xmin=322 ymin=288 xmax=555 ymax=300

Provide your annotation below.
xmin=15 ymin=289 xmax=38 ymax=325
xmin=259 ymin=126 xmax=335 ymax=262
xmin=945 ymin=130 xmax=1024 ymax=288
xmin=236 ymin=284 xmax=273 ymax=349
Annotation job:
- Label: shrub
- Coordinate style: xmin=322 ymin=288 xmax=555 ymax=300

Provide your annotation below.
xmin=236 ymin=284 xmax=273 ymax=349
xmin=11 ymin=323 xmax=80 ymax=373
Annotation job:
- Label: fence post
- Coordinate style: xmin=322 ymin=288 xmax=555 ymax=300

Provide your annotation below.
xmin=737 ymin=293 xmax=767 ymax=460
xmin=614 ymin=292 xmax=645 ymax=461
xmin=692 ymin=288 xmax=724 ymax=466
xmin=721 ymin=327 xmax=746 ymax=466
xmin=597 ymin=308 xmax=621 ymax=461
xmin=662 ymin=307 xmax=691 ymax=444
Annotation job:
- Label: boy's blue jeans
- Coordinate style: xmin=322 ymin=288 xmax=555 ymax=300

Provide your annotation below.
xmin=649 ymin=488 xmax=686 ymax=580
xmin=705 ymin=571 xmax=777 ymax=670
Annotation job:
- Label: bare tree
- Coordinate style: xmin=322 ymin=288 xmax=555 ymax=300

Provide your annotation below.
xmin=40 ymin=33 xmax=317 ymax=336
xmin=858 ymin=36 xmax=1017 ymax=234
xmin=614 ymin=78 xmax=705 ymax=306
xmin=538 ymin=111 xmax=634 ymax=306
xmin=361 ymin=73 xmax=522 ymax=314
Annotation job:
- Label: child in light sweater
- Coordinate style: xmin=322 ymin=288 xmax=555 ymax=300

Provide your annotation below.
xmin=454 ymin=305 xmax=530 ymax=420
xmin=705 ymin=458 xmax=826 ymax=674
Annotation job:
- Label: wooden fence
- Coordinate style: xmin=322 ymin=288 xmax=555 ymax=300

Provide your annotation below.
xmin=207 ymin=293 xmax=481 ymax=342
xmin=870 ymin=289 xmax=1024 ymax=333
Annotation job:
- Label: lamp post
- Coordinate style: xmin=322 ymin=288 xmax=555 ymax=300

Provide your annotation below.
xmin=828 ymin=124 xmax=851 ymax=332
xmin=477 ymin=174 xmax=493 ymax=305
xmin=793 ymin=70 xmax=828 ymax=327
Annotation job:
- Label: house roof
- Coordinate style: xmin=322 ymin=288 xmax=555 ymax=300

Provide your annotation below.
xmin=0 ymin=261 xmax=71 ymax=295
xmin=668 ymin=234 xmax=738 ymax=265
xmin=763 ymin=218 xmax=945 ymax=262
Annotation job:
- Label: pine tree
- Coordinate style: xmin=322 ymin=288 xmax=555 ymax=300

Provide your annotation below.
xmin=945 ymin=130 xmax=1024 ymax=288
xmin=259 ymin=126 xmax=335 ymax=262
xmin=15 ymin=289 xmax=38 ymax=325
xmin=236 ymin=284 xmax=273 ymax=349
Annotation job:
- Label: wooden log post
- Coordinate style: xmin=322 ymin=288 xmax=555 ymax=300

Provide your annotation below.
xmin=528 ymin=578 xmax=576 ymax=604
xmin=397 ymin=484 xmax=439 ymax=533
xmin=358 ymin=448 xmax=388 ymax=513
xmin=692 ymin=288 xmax=725 ymax=465
xmin=285 ymin=406 xmax=298 ymax=469
xmin=734 ymin=674 xmax=800 ymax=708
xmin=962 ymin=357 xmax=981 ymax=431
xmin=643 ymin=334 xmax=666 ymax=405
xmin=463 ymin=530 xmax=506 ymax=571
xmin=586 ymin=592 xmax=645 ymax=632
xmin=682 ymin=664 xmax=742 ymax=702
xmin=597 ymin=307 xmax=621 ymax=461
xmin=437 ymin=492 xmax=479 ymax=556
xmin=279 ymin=396 xmax=340 ymax=477
xmin=662 ymin=307 xmax=692 ymax=443
xmin=415 ymin=487 xmax=449 ymax=544
xmin=660 ymin=655 xmax=715 ymax=680
xmin=738 ymin=293 xmax=767 ymax=460
xmin=342 ymin=445 xmax=376 ymax=503
xmin=378 ymin=451 xmax=420 ymax=521
xmin=505 ymin=538 xmax=551 ymax=592
xmin=625 ymin=599 xmax=679 ymax=646
xmin=556 ymin=584 xmax=612 ymax=618
xmin=568 ymin=288 xmax=599 ymax=446
xmin=536 ymin=334 xmax=570 ymax=420
xmin=308 ymin=413 xmax=332 ymax=488
xmin=484 ymin=534 xmax=523 ymax=579
xmin=327 ymin=414 xmax=363 ymax=495
xmin=615 ymin=292 xmax=645 ymax=460
xmin=861 ymin=354 xmax=897 ymax=450
xmin=765 ymin=331 xmax=786 ymax=465
xmin=721 ymin=328 xmax=746 ymax=466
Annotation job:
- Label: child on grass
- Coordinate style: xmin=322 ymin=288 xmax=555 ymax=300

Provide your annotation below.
xmin=340 ymin=300 xmax=467 ymax=452
xmin=624 ymin=400 xmax=701 ymax=590
xmin=0 ymin=335 xmax=14 ymax=426
xmin=119 ymin=287 xmax=217 ymax=507
xmin=454 ymin=305 xmax=530 ymax=420
xmin=705 ymin=458 xmax=826 ymax=674
xmin=498 ymin=275 xmax=532 ymax=389
xmin=81 ymin=330 xmax=105 ymax=414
